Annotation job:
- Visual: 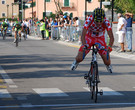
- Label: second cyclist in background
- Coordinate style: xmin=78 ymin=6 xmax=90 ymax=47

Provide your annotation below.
xmin=22 ymin=21 xmax=28 ymax=40
xmin=12 ymin=21 xmax=22 ymax=43
xmin=0 ymin=19 xmax=8 ymax=37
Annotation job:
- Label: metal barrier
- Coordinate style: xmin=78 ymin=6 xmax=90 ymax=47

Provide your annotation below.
xmin=30 ymin=24 xmax=135 ymax=52
xmin=51 ymin=26 xmax=82 ymax=42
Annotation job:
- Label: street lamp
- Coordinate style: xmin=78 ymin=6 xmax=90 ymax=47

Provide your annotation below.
xmin=112 ymin=0 xmax=114 ymax=23
xmin=12 ymin=3 xmax=14 ymax=19
xmin=85 ymin=0 xmax=87 ymax=20
xmin=32 ymin=0 xmax=33 ymax=26
xmin=44 ymin=0 xmax=46 ymax=18
xmin=7 ymin=4 xmax=9 ymax=18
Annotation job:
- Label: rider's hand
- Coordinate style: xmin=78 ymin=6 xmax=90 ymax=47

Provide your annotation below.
xmin=83 ymin=44 xmax=89 ymax=50
xmin=107 ymin=45 xmax=112 ymax=52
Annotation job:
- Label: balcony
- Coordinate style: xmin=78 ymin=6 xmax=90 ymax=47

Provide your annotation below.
xmin=60 ymin=2 xmax=74 ymax=8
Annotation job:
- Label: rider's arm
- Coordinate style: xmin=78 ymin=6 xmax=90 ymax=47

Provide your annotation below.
xmin=81 ymin=28 xmax=87 ymax=45
xmin=81 ymin=15 xmax=92 ymax=45
xmin=107 ymin=29 xmax=114 ymax=47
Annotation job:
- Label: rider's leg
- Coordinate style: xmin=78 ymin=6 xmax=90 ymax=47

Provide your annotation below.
xmin=18 ymin=30 xmax=21 ymax=40
xmin=71 ymin=46 xmax=90 ymax=70
xmin=1 ymin=28 xmax=3 ymax=35
xmin=25 ymin=29 xmax=27 ymax=38
xmin=5 ymin=28 xmax=7 ymax=35
xmin=101 ymin=53 xmax=112 ymax=73
xmin=14 ymin=31 xmax=17 ymax=43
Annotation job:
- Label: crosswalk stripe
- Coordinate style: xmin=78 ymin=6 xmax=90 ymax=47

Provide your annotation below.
xmin=33 ymin=88 xmax=68 ymax=97
xmin=0 ymin=89 xmax=12 ymax=98
xmin=83 ymin=87 xmax=123 ymax=95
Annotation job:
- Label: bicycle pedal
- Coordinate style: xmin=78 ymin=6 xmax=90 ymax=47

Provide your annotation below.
xmin=84 ymin=74 xmax=88 ymax=79
xmin=97 ymin=80 xmax=100 ymax=83
xmin=98 ymin=89 xmax=103 ymax=95
xmin=85 ymin=80 xmax=89 ymax=84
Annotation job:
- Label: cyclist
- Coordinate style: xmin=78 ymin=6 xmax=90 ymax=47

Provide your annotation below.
xmin=12 ymin=21 xmax=22 ymax=43
xmin=21 ymin=21 xmax=28 ymax=39
xmin=71 ymin=8 xmax=114 ymax=73
xmin=0 ymin=19 xmax=8 ymax=36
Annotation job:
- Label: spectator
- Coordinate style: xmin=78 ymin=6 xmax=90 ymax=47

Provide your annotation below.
xmin=52 ymin=20 xmax=58 ymax=40
xmin=66 ymin=16 xmax=72 ymax=41
xmin=116 ymin=13 xmax=127 ymax=52
xmin=75 ymin=17 xmax=82 ymax=44
xmin=48 ymin=19 xmax=51 ymax=39
xmin=125 ymin=12 xmax=133 ymax=52
xmin=44 ymin=18 xmax=49 ymax=40
xmin=40 ymin=19 xmax=45 ymax=40
xmin=35 ymin=18 xmax=40 ymax=37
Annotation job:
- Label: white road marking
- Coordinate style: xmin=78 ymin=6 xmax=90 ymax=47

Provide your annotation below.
xmin=21 ymin=103 xmax=33 ymax=107
xmin=0 ymin=103 xmax=135 ymax=108
xmin=0 ymin=66 xmax=18 ymax=88
xmin=17 ymin=96 xmax=27 ymax=100
xmin=33 ymin=88 xmax=68 ymax=97
xmin=9 ymin=85 xmax=18 ymax=88
xmin=83 ymin=87 xmax=123 ymax=95
xmin=0 ymin=89 xmax=12 ymax=98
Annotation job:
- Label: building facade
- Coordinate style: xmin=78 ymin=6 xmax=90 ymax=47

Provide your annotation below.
xmin=0 ymin=0 xmax=19 ymax=19
xmin=25 ymin=0 xmax=111 ymax=20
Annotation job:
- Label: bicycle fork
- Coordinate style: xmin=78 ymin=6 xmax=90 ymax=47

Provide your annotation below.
xmin=84 ymin=63 xmax=103 ymax=96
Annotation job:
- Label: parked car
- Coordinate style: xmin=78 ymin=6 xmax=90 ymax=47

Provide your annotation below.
xmin=6 ymin=23 xmax=12 ymax=36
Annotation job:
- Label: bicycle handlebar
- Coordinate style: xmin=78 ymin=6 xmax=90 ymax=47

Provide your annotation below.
xmin=83 ymin=45 xmax=109 ymax=60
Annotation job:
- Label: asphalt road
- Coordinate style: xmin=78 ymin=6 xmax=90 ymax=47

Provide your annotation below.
xmin=0 ymin=36 xmax=135 ymax=110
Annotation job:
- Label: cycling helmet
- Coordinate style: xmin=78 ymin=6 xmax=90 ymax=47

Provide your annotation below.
xmin=15 ymin=21 xmax=19 ymax=24
xmin=3 ymin=22 xmax=6 ymax=25
xmin=93 ymin=8 xmax=105 ymax=22
xmin=63 ymin=15 xmax=67 ymax=19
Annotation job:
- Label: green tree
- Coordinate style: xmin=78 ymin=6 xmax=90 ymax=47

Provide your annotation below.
xmin=114 ymin=0 xmax=135 ymax=14
xmin=105 ymin=0 xmax=135 ymax=14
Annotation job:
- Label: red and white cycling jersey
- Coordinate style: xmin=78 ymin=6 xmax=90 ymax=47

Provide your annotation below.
xmin=83 ymin=15 xmax=112 ymax=38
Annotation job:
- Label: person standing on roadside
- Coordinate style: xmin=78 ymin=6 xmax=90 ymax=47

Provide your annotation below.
xmin=125 ymin=12 xmax=133 ymax=52
xmin=117 ymin=13 xmax=127 ymax=52
xmin=40 ymin=19 xmax=45 ymax=40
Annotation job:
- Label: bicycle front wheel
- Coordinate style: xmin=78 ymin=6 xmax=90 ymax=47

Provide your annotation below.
xmin=91 ymin=61 xmax=98 ymax=103
xmin=2 ymin=31 xmax=5 ymax=40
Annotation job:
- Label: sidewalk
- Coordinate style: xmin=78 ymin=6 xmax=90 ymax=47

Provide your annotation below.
xmin=28 ymin=35 xmax=135 ymax=61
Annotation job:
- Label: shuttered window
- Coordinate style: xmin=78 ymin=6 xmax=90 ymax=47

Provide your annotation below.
xmin=64 ymin=0 xmax=69 ymax=7
xmin=45 ymin=0 xmax=50 ymax=2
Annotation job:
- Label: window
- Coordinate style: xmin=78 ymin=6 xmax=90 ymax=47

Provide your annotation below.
xmin=64 ymin=0 xmax=69 ymax=7
xmin=46 ymin=0 xmax=50 ymax=2
xmin=2 ymin=13 xmax=6 ymax=17
xmin=2 ymin=0 xmax=5 ymax=4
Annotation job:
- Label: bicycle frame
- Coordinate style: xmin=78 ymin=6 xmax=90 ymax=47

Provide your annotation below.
xmin=84 ymin=44 xmax=103 ymax=103
xmin=16 ymin=30 xmax=19 ymax=47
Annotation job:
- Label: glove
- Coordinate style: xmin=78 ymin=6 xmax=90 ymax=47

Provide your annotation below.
xmin=83 ymin=44 xmax=89 ymax=49
xmin=107 ymin=45 xmax=112 ymax=52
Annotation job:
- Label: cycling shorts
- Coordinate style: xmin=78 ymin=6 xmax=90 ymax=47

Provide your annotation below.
xmin=1 ymin=26 xmax=7 ymax=29
xmin=15 ymin=28 xmax=21 ymax=31
xmin=79 ymin=36 xmax=107 ymax=56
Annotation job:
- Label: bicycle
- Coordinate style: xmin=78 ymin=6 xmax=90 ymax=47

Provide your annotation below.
xmin=15 ymin=30 xmax=19 ymax=47
xmin=83 ymin=43 xmax=109 ymax=103
xmin=21 ymin=31 xmax=27 ymax=40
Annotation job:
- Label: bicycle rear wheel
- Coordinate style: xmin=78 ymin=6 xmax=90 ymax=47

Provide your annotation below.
xmin=90 ymin=61 xmax=98 ymax=103
xmin=16 ymin=35 xmax=18 ymax=47
xmin=2 ymin=31 xmax=5 ymax=40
